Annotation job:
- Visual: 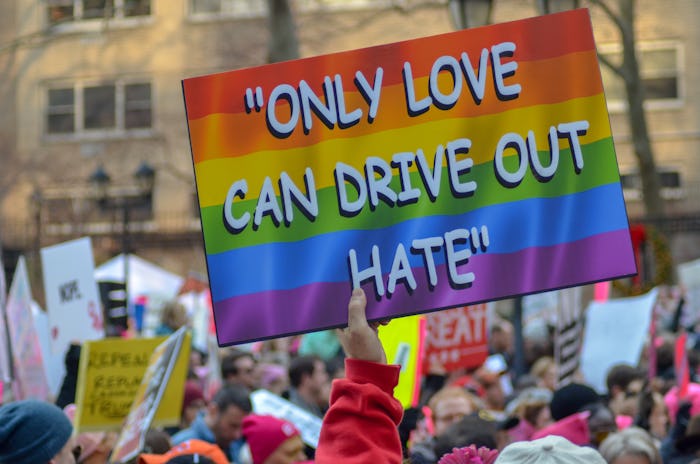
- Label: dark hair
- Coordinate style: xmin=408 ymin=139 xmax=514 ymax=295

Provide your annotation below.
xmin=605 ymin=364 xmax=644 ymax=394
xmin=212 ymin=384 xmax=252 ymax=414
xmin=433 ymin=415 xmax=497 ymax=458
xmin=220 ymin=349 xmax=255 ymax=379
xmin=166 ymin=455 xmax=216 ymax=464
xmin=288 ymin=355 xmax=321 ymax=388
xmin=144 ymin=428 xmax=172 ymax=454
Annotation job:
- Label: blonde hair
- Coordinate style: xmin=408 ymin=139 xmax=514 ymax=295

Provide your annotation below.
xmin=428 ymin=385 xmax=483 ymax=415
xmin=160 ymin=300 xmax=188 ymax=330
xmin=598 ymin=427 xmax=661 ymax=464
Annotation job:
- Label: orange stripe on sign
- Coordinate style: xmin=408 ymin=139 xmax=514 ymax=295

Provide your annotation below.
xmin=188 ymin=50 xmax=603 ymax=163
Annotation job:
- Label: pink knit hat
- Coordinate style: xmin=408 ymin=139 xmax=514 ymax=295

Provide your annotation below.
xmin=664 ymin=383 xmax=700 ymax=423
xmin=242 ymin=415 xmax=301 ymax=464
xmin=531 ymin=411 xmax=591 ymax=446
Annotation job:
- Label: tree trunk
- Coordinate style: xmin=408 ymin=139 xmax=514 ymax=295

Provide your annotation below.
xmin=617 ymin=0 xmax=665 ymax=218
xmin=267 ymin=0 xmax=300 ymax=64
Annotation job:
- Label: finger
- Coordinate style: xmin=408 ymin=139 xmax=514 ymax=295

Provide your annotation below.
xmin=347 ymin=288 xmax=368 ymax=329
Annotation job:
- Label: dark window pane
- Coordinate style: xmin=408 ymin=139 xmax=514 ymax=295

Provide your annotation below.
xmin=49 ymin=88 xmax=74 ymax=106
xmin=125 ymin=83 xmax=152 ymax=129
xmin=48 ymin=88 xmax=75 ymax=133
xmin=191 ymin=0 xmax=221 ymax=13
xmin=84 ymin=85 xmax=116 ymax=129
xmin=48 ymin=5 xmax=75 ymax=24
xmin=643 ymin=77 xmax=678 ymax=100
xmin=83 ymin=0 xmax=114 ymax=19
xmin=48 ymin=114 xmax=75 ymax=133
xmin=620 ymin=174 xmax=639 ymax=190
xmin=659 ymin=171 xmax=681 ymax=188
xmin=124 ymin=0 xmax=151 ymax=16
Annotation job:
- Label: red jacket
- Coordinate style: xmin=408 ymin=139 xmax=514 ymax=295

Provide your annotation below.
xmin=315 ymin=359 xmax=403 ymax=463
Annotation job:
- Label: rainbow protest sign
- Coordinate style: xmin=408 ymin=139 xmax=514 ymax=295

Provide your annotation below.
xmin=183 ymin=9 xmax=636 ymax=346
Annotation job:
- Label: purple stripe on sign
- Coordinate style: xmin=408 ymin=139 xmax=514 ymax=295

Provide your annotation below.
xmin=213 ymin=228 xmax=635 ymax=346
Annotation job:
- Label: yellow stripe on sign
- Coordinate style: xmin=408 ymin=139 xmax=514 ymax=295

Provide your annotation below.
xmin=194 ymin=94 xmax=611 ymax=208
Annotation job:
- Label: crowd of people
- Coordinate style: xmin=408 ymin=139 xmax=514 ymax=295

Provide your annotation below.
xmin=1 ymin=287 xmax=699 ymax=464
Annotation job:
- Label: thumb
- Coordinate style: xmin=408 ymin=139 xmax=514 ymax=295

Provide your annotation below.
xmin=347 ymin=288 xmax=368 ymax=328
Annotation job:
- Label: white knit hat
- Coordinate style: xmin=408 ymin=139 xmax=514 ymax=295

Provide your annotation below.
xmin=494 ymin=435 xmax=606 ymax=464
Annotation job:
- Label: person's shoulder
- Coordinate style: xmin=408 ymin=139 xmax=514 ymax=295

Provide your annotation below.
xmin=171 ymin=427 xmax=197 ymax=445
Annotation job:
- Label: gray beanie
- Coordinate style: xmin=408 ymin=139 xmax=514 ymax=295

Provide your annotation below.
xmin=495 ymin=435 xmax=606 ymax=464
xmin=0 ymin=400 xmax=73 ymax=464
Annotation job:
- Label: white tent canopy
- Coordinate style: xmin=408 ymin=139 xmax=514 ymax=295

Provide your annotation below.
xmin=94 ymin=253 xmax=184 ymax=301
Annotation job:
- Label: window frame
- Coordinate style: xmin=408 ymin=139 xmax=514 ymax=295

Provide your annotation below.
xmin=44 ymin=79 xmax=154 ymax=141
xmin=187 ymin=0 xmax=398 ymax=21
xmin=598 ymin=40 xmax=684 ymax=113
xmin=47 ymin=0 xmax=153 ymax=32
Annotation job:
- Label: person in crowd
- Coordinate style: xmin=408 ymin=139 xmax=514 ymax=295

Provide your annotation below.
xmin=598 ymin=427 xmax=662 ymax=464
xmin=409 ymin=385 xmax=482 ymax=462
xmin=172 ymin=384 xmax=252 ymax=463
xmin=139 ymin=439 xmax=229 ymax=464
xmin=488 ymin=320 xmax=514 ymax=368
xmin=506 ymin=388 xmax=553 ymax=442
xmin=155 ymin=301 xmax=189 ymax=336
xmin=634 ymin=388 xmax=669 ymax=445
xmin=494 ymin=435 xmax=607 ymax=464
xmin=0 ymin=399 xmax=80 ymax=464
xmin=314 ymin=288 xmax=403 ymax=463
xmin=240 ymin=414 xmax=308 ymax=464
xmin=661 ymin=400 xmax=700 ymax=464
xmin=144 ymin=429 xmax=173 ymax=455
xmin=166 ymin=380 xmax=208 ymax=435
xmin=606 ymin=364 xmax=645 ymax=420
xmin=433 ymin=412 xmax=516 ymax=458
xmin=259 ymin=363 xmax=290 ymax=396
xmin=64 ymin=403 xmax=119 ymax=463
xmin=298 ymin=330 xmax=343 ymax=362
xmin=529 ymin=356 xmax=558 ymax=392
xmin=56 ymin=342 xmax=82 ymax=409
xmin=286 ymin=355 xmax=330 ymax=418
xmin=221 ymin=349 xmax=259 ymax=391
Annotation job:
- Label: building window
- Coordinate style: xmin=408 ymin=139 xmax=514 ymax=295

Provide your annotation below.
xmin=125 ymin=83 xmax=152 ymax=129
xmin=620 ymin=169 xmax=684 ymax=201
xmin=600 ymin=42 xmax=683 ymax=111
xmin=46 ymin=81 xmax=152 ymax=137
xmin=47 ymin=88 xmax=75 ymax=133
xmin=188 ymin=0 xmax=396 ymax=18
xmin=189 ymin=0 xmax=266 ymax=17
xmin=48 ymin=0 xmax=151 ymax=25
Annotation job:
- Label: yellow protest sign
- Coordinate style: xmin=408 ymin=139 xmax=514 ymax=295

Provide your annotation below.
xmin=378 ymin=315 xmax=425 ymax=409
xmin=73 ymin=334 xmax=191 ymax=432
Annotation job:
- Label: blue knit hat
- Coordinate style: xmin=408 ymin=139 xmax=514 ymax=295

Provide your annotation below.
xmin=0 ymin=400 xmax=74 ymax=464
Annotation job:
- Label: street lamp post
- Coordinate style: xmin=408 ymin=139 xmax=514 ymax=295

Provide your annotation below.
xmin=89 ymin=162 xmax=155 ymax=333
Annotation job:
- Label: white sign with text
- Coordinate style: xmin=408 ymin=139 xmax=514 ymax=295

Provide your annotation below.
xmin=41 ymin=237 xmax=104 ymax=354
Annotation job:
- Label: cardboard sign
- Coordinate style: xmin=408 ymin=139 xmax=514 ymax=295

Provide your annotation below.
xmin=379 ymin=315 xmax=425 ymax=408
xmin=423 ymin=304 xmax=489 ymax=372
xmin=41 ymin=237 xmax=104 ymax=354
xmin=6 ymin=257 xmax=49 ymax=400
xmin=183 ymin=9 xmax=636 ymax=345
xmin=250 ymin=389 xmax=323 ymax=448
xmin=73 ymin=334 xmax=190 ymax=432
xmin=110 ymin=328 xmax=190 ymax=463
xmin=580 ymin=288 xmax=658 ymax=393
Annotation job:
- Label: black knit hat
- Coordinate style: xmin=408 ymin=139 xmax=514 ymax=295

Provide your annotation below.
xmin=0 ymin=400 xmax=73 ymax=464
xmin=550 ymin=383 xmax=600 ymax=421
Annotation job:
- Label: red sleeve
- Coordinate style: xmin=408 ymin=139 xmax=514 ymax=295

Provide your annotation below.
xmin=315 ymin=358 xmax=404 ymax=464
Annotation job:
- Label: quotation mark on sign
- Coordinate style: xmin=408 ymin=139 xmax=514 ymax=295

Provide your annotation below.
xmin=244 ymin=87 xmax=265 ymax=113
